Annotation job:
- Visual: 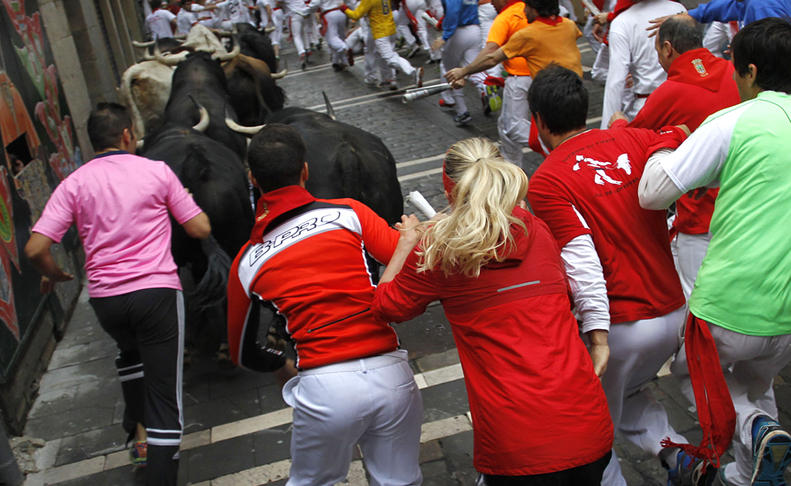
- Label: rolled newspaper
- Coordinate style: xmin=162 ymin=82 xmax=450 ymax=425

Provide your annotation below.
xmin=580 ymin=0 xmax=601 ymax=16
xmin=405 ymin=191 xmax=437 ymax=219
xmin=402 ymin=83 xmax=452 ymax=103
xmin=420 ymin=10 xmax=439 ymax=28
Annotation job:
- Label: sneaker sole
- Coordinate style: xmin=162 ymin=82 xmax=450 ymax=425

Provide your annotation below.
xmin=752 ymin=429 xmax=791 ymax=486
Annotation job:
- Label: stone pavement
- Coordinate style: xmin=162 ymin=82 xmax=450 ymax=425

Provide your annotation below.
xmin=17 ymin=8 xmax=791 ymax=485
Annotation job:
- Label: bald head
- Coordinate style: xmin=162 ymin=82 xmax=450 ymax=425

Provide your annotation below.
xmin=658 ymin=14 xmax=702 ymax=55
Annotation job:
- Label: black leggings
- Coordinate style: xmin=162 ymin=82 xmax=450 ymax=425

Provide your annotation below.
xmin=483 ymin=451 xmax=612 ymax=486
xmin=90 ymin=288 xmax=184 ymax=486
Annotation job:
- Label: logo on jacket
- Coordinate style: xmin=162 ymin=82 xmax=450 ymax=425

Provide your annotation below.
xmin=692 ymin=58 xmax=709 ymax=77
xmin=573 ymin=153 xmax=631 ymax=186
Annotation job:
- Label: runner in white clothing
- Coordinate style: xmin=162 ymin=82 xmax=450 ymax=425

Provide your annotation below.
xmin=146 ymin=1 xmax=177 ymax=39
xmin=600 ymin=0 xmax=685 ymax=128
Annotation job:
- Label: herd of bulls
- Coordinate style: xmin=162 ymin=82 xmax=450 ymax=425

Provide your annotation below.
xmin=120 ymin=24 xmax=404 ymax=352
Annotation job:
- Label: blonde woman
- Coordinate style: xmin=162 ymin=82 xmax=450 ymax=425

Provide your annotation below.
xmin=373 ymin=138 xmax=613 ymax=485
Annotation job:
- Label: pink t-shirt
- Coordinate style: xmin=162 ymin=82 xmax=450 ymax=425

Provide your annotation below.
xmin=33 ymin=152 xmax=203 ymax=297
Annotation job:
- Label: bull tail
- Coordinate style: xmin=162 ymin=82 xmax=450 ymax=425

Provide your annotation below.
xmin=189 ymin=235 xmax=232 ymax=311
xmin=323 ymin=91 xmax=336 ymax=121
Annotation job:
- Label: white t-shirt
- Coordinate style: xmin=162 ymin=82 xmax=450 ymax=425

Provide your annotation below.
xmin=146 ymin=9 xmax=176 ymax=39
xmin=176 ymin=9 xmax=197 ymax=35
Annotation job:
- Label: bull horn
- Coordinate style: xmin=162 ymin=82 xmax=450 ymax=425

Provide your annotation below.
xmin=154 ymin=43 xmax=188 ymax=65
xmin=133 ymin=40 xmax=156 ymax=48
xmin=264 ymin=25 xmax=276 ymax=33
xmin=271 ymin=68 xmax=288 ymax=79
xmin=193 ymin=105 xmax=210 ymax=132
xmin=212 ymin=37 xmax=240 ymax=62
xmin=226 ymin=117 xmax=265 ymax=136
xmin=323 ymin=91 xmax=336 ymax=121
xmin=136 ymin=139 xmax=145 ymax=150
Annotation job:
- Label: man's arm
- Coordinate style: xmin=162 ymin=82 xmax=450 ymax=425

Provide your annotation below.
xmin=182 ymin=212 xmax=211 ymax=239
xmin=445 ymin=42 xmax=504 ymax=83
xmin=600 ymin=27 xmax=630 ymax=129
xmin=24 ymin=233 xmax=75 ymax=286
xmin=343 ymin=0 xmax=371 ymax=21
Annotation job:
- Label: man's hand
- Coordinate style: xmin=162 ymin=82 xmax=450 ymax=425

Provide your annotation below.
xmin=608 ymin=111 xmax=628 ymax=127
xmin=444 ymin=67 xmax=466 ymax=84
xmin=675 ymin=123 xmax=691 ymax=136
xmin=586 ymin=329 xmax=609 ymax=377
xmin=275 ymin=359 xmax=298 ymax=388
xmin=647 ymin=14 xmax=671 ymax=37
xmin=592 ymin=22 xmax=606 ymax=42
xmin=432 ymin=37 xmax=445 ymax=52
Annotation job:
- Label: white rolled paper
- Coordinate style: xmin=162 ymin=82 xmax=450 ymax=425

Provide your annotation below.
xmin=406 ymin=191 xmax=437 ymax=219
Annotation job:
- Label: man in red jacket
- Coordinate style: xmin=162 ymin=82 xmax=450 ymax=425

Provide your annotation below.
xmin=225 ymin=124 xmax=422 ymax=486
xmin=610 ymin=13 xmax=741 ymax=297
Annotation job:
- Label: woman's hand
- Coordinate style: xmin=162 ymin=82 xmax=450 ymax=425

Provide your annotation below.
xmin=395 ymin=214 xmax=421 ymax=249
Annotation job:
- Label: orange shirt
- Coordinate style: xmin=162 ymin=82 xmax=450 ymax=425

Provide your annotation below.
xmin=486 ymin=1 xmax=531 ymax=76
xmin=501 ymin=17 xmax=583 ymax=78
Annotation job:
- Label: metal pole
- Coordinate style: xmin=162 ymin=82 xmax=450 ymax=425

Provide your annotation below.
xmin=0 ymin=417 xmax=23 ymax=486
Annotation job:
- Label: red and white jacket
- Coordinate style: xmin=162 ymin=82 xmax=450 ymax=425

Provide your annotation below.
xmin=226 ymin=185 xmax=399 ymax=371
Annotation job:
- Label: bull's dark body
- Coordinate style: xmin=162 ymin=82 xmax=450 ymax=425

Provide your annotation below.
xmin=142 ymin=127 xmax=253 ymax=267
xmin=224 ymin=55 xmax=285 ymax=126
xmin=265 ymin=107 xmax=404 ymax=224
xmin=235 ymin=23 xmax=278 ymax=73
xmin=164 ymin=52 xmax=247 ymax=157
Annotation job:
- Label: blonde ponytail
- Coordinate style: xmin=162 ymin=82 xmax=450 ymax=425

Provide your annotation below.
xmin=417 ymin=138 xmax=528 ymax=277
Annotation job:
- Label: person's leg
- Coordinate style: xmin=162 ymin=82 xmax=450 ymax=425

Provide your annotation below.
xmin=497 ymin=75 xmax=532 ymax=167
xmin=600 ymin=307 xmax=686 ymax=485
xmin=357 ymin=351 xmax=423 ymax=486
xmin=375 ymin=35 xmax=416 ymax=76
xmin=676 ymin=232 xmax=710 ymax=299
xmin=291 ymin=13 xmax=307 ymax=56
xmin=130 ymin=288 xmax=184 ymax=486
xmin=325 ymin=10 xmax=347 ymax=64
xmin=90 ymin=295 xmax=145 ymax=443
xmin=282 ymin=370 xmax=369 ymax=485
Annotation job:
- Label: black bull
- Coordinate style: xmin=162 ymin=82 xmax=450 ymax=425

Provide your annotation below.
xmin=264 ymin=107 xmax=404 ymax=225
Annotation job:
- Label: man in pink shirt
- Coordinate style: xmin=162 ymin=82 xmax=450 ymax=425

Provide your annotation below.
xmin=24 ymin=103 xmax=210 ymax=486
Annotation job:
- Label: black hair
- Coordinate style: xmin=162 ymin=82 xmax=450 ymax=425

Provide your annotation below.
xmin=525 ymin=0 xmax=559 ymax=17
xmin=732 ymin=17 xmax=791 ymax=94
xmin=87 ymin=102 xmax=132 ymax=151
xmin=527 ymin=65 xmax=587 ymax=135
xmin=657 ymin=15 xmax=702 ymax=54
xmin=247 ymin=124 xmax=307 ymax=193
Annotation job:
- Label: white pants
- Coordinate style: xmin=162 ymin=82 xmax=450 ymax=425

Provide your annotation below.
xmin=673 ymin=232 xmax=710 ymax=299
xmin=442 ymin=24 xmax=483 ymax=116
xmin=290 ymin=12 xmax=311 ymax=55
xmin=374 ymin=36 xmax=415 ymax=77
xmin=672 ymin=324 xmax=791 ymax=486
xmin=324 ymin=9 xmax=349 ymax=64
xmin=270 ymin=9 xmax=285 ymax=47
xmin=497 ymin=74 xmax=532 ymax=167
xmin=395 ymin=9 xmax=417 ymax=47
xmin=406 ymin=0 xmax=431 ymax=51
xmin=601 ymin=306 xmax=688 ymax=486
xmin=283 ymin=350 xmax=423 ymax=486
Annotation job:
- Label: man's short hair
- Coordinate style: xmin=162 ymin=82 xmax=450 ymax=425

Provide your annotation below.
xmin=527 ymin=65 xmax=588 ymax=135
xmin=525 ymin=0 xmax=559 ymax=17
xmin=248 ymin=124 xmax=307 ymax=193
xmin=87 ymin=103 xmax=132 ymax=152
xmin=658 ymin=15 xmax=702 ymax=54
xmin=732 ymin=17 xmax=791 ymax=94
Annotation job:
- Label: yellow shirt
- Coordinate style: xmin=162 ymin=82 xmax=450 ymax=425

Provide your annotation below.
xmin=486 ymin=1 xmax=531 ymax=77
xmin=501 ymin=17 xmax=583 ymax=78
xmin=344 ymin=0 xmax=396 ymax=39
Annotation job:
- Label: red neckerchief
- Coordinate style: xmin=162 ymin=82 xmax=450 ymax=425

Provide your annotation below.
xmin=250 ymin=185 xmax=316 ymax=243
xmin=667 ymin=47 xmax=729 ymax=92
xmin=661 ymin=314 xmax=735 ymax=468
xmin=533 ymin=15 xmax=562 ymax=26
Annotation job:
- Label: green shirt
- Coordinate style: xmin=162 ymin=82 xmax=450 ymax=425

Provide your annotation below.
xmin=661 ymin=90 xmax=791 ymax=336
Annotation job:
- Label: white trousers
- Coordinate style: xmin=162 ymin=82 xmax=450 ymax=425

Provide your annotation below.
xmin=270 ymin=9 xmax=285 ymax=46
xmin=442 ymin=24 xmax=483 ymax=115
xmin=601 ymin=306 xmax=688 ymax=486
xmin=673 ymin=232 xmax=710 ymax=299
xmin=497 ymin=74 xmax=532 ymax=167
xmin=374 ymin=36 xmax=416 ymax=76
xmin=671 ymin=324 xmax=791 ymax=486
xmin=283 ymin=350 xmax=423 ymax=486
xmin=406 ymin=0 xmax=431 ymax=51
xmin=324 ymin=9 xmax=349 ymax=64
xmin=290 ymin=13 xmax=311 ymax=55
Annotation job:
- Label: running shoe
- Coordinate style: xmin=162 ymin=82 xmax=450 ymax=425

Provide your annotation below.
xmin=414 ymin=66 xmax=424 ymax=88
xmin=751 ymin=415 xmax=791 ymax=486
xmin=129 ymin=440 xmax=147 ymax=467
xmin=454 ymin=111 xmax=472 ymax=126
xmin=438 ymin=99 xmax=456 ymax=108
xmin=666 ymin=450 xmax=716 ymax=486
xmin=378 ymin=79 xmax=398 ymax=90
